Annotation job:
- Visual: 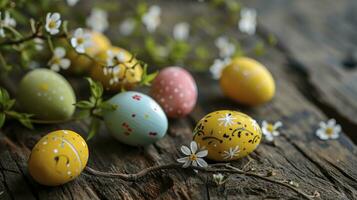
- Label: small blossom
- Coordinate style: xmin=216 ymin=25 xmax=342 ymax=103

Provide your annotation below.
xmin=173 ymin=22 xmax=190 ymax=41
xmin=316 ymin=119 xmax=341 ymax=140
xmin=218 ymin=113 xmax=237 ymax=127
xmin=213 ymin=173 xmax=227 ymax=185
xmin=104 ymin=50 xmax=128 ymax=85
xmin=45 ymin=12 xmax=62 ymax=35
xmin=48 ymin=47 xmax=71 ymax=72
xmin=238 ymin=8 xmax=257 ymax=35
xmin=119 ymin=18 xmax=136 ymax=36
xmin=177 ymin=141 xmax=208 ymax=168
xmin=142 ymin=5 xmax=161 ymax=33
xmin=222 ymin=146 xmax=240 ymax=160
xmin=209 ymin=58 xmax=231 ymax=80
xmin=70 ymin=28 xmax=92 ymax=53
xmin=34 ymin=38 xmax=44 ymax=51
xmin=0 ymin=11 xmax=17 ymax=37
xmin=66 ymin=0 xmax=79 ymax=6
xmin=86 ymin=8 xmax=109 ymax=33
xmin=262 ymin=121 xmax=283 ymax=142
xmin=215 ymin=36 xmax=235 ymax=58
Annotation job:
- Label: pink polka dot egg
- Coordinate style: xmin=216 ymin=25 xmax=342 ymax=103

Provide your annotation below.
xmin=151 ymin=66 xmax=198 ymax=118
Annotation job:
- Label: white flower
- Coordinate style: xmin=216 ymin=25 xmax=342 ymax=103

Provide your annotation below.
xmin=142 ymin=5 xmax=161 ymax=33
xmin=0 ymin=11 xmax=17 ymax=37
xmin=177 ymin=141 xmax=208 ymax=168
xmin=238 ymin=8 xmax=257 ymax=35
xmin=48 ymin=47 xmax=71 ymax=72
xmin=209 ymin=58 xmax=231 ymax=80
xmin=173 ymin=22 xmax=190 ymax=41
xmin=261 ymin=121 xmax=283 ymax=142
xmin=222 ymin=146 xmax=240 ymax=160
xmin=45 ymin=13 xmax=62 ymax=35
xmin=34 ymin=38 xmax=44 ymax=51
xmin=218 ymin=113 xmax=236 ymax=127
xmin=250 ymin=118 xmax=260 ymax=131
xmin=316 ymin=119 xmax=341 ymax=140
xmin=213 ymin=173 xmax=227 ymax=185
xmin=119 ymin=18 xmax=136 ymax=36
xmin=70 ymin=28 xmax=92 ymax=53
xmin=106 ymin=50 xmax=126 ymax=66
xmin=86 ymin=8 xmax=109 ymax=33
xmin=215 ymin=36 xmax=235 ymax=58
xmin=104 ymin=50 xmax=128 ymax=85
xmin=66 ymin=0 xmax=79 ymax=6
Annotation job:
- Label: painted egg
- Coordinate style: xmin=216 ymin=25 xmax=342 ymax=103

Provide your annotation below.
xmin=150 ymin=67 xmax=197 ymax=118
xmin=220 ymin=57 xmax=275 ymax=106
xmin=193 ymin=110 xmax=262 ymax=161
xmin=103 ymin=91 xmax=168 ymax=146
xmin=90 ymin=46 xmax=143 ymax=92
xmin=17 ymin=69 xmax=76 ymax=120
xmin=28 ymin=130 xmax=89 ymax=186
xmin=66 ymin=31 xmax=111 ymax=74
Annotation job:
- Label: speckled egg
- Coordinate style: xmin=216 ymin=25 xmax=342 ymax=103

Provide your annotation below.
xmin=103 ymin=91 xmax=168 ymax=146
xmin=220 ymin=57 xmax=275 ymax=106
xmin=17 ymin=69 xmax=76 ymax=120
xmin=150 ymin=67 xmax=197 ymax=118
xmin=28 ymin=130 xmax=89 ymax=186
xmin=90 ymin=46 xmax=143 ymax=92
xmin=193 ymin=110 xmax=262 ymax=161
xmin=67 ymin=30 xmax=111 ymax=74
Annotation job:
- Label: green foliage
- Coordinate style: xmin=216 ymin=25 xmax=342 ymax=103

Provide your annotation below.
xmin=140 ymin=64 xmax=158 ymax=86
xmin=0 ymin=87 xmax=33 ymax=129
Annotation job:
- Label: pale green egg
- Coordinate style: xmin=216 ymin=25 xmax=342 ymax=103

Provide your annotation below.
xmin=17 ymin=69 xmax=76 ymax=120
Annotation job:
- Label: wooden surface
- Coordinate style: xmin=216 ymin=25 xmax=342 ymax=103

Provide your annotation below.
xmin=1 ymin=0 xmax=357 ymax=199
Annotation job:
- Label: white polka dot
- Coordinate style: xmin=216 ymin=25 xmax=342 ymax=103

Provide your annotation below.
xmin=160 ymin=80 xmax=165 ymax=85
xmin=179 ymin=93 xmax=184 ymax=98
xmin=66 ymin=164 xmax=70 ymax=167
xmin=59 ymin=96 xmax=64 ymax=101
xmin=169 ymin=95 xmax=173 ymax=99
xmin=54 ymin=149 xmax=58 ymax=154
xmin=169 ymin=107 xmax=173 ymax=111
xmin=42 ymin=141 xmax=48 ymax=145
xmin=67 ymin=171 xmax=72 ymax=175
xmin=165 ymin=86 xmax=169 ymax=91
xmin=63 ymin=130 xmax=69 ymax=134
xmin=160 ymin=98 xmax=165 ymax=102
xmin=174 ymin=88 xmax=178 ymax=93
xmin=183 ymin=103 xmax=188 ymax=108
xmin=173 ymin=72 xmax=178 ymax=77
xmin=159 ymin=89 xmax=163 ymax=93
xmin=178 ymin=84 xmax=182 ymax=89
xmin=82 ymin=141 xmax=86 ymax=146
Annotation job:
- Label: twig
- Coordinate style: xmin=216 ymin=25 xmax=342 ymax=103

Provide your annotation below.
xmin=85 ymin=163 xmax=314 ymax=200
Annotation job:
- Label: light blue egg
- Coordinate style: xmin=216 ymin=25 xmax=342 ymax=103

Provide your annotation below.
xmin=103 ymin=91 xmax=168 ymax=146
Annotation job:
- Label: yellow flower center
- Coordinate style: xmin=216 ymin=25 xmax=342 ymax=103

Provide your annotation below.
xmin=52 ymin=57 xmax=60 ymax=65
xmin=49 ymin=21 xmax=56 ymax=29
xmin=77 ymin=37 xmax=84 ymax=45
xmin=190 ymin=154 xmax=197 ymax=161
xmin=325 ymin=128 xmax=334 ymax=135
xmin=267 ymin=124 xmax=275 ymax=132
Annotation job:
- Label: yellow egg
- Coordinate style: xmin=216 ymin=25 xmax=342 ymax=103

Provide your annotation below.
xmin=90 ymin=46 xmax=143 ymax=91
xmin=220 ymin=57 xmax=275 ymax=106
xmin=193 ymin=110 xmax=261 ymax=161
xmin=28 ymin=130 xmax=89 ymax=186
xmin=67 ymin=31 xmax=111 ymax=74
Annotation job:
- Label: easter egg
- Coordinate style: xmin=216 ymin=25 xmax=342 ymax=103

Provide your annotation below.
xmin=220 ymin=57 xmax=275 ymax=106
xmin=17 ymin=69 xmax=76 ymax=120
xmin=66 ymin=30 xmax=111 ymax=74
xmin=193 ymin=110 xmax=262 ymax=161
xmin=150 ymin=67 xmax=197 ymax=118
xmin=103 ymin=91 xmax=168 ymax=146
xmin=90 ymin=47 xmax=143 ymax=91
xmin=28 ymin=130 xmax=89 ymax=186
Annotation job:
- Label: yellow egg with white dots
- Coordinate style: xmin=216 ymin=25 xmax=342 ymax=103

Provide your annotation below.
xmin=193 ymin=110 xmax=262 ymax=161
xmin=220 ymin=57 xmax=275 ymax=106
xmin=28 ymin=130 xmax=89 ymax=186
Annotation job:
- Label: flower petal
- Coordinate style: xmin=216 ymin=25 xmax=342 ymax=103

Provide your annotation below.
xmin=177 ymin=157 xmax=189 ymax=163
xmin=180 ymin=146 xmax=191 ymax=156
xmin=51 ymin=13 xmax=61 ymax=21
xmin=196 ymin=158 xmax=208 ymax=168
xmin=274 ymin=121 xmax=283 ymax=129
xmin=196 ymin=150 xmax=208 ymax=158
xmin=60 ymin=59 xmax=71 ymax=69
xmin=190 ymin=141 xmax=198 ymax=154
xmin=182 ymin=160 xmax=191 ymax=168
xmin=327 ymin=119 xmax=336 ymax=126
xmin=54 ymin=47 xmax=66 ymax=58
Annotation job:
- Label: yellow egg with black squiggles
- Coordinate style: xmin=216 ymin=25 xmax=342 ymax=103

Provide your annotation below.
xmin=28 ymin=130 xmax=89 ymax=186
xmin=193 ymin=110 xmax=261 ymax=161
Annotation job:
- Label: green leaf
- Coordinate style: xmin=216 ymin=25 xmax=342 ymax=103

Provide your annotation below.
xmin=4 ymin=99 xmax=15 ymax=110
xmin=87 ymin=118 xmax=100 ymax=141
xmin=140 ymin=64 xmax=158 ymax=86
xmin=99 ymin=102 xmax=117 ymax=111
xmin=6 ymin=111 xmax=33 ymax=129
xmin=0 ymin=113 xmax=5 ymax=128
xmin=85 ymin=77 xmax=103 ymax=99
xmin=62 ymin=20 xmax=69 ymax=35
xmin=74 ymin=100 xmax=94 ymax=109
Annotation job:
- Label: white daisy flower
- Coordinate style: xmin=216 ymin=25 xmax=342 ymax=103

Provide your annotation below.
xmin=222 ymin=146 xmax=240 ymax=160
xmin=213 ymin=173 xmax=227 ymax=185
xmin=70 ymin=28 xmax=92 ymax=53
xmin=261 ymin=121 xmax=283 ymax=142
xmin=142 ymin=5 xmax=161 ymax=33
xmin=209 ymin=58 xmax=231 ymax=80
xmin=86 ymin=8 xmax=109 ymax=33
xmin=119 ymin=18 xmax=136 ymax=36
xmin=215 ymin=36 xmax=235 ymax=58
xmin=316 ymin=119 xmax=341 ymax=140
xmin=66 ymin=0 xmax=79 ymax=6
xmin=45 ymin=12 xmax=62 ymax=35
xmin=0 ymin=11 xmax=17 ymax=37
xmin=218 ymin=113 xmax=237 ymax=127
xmin=177 ymin=141 xmax=208 ymax=168
xmin=173 ymin=22 xmax=190 ymax=41
xmin=238 ymin=8 xmax=257 ymax=35
xmin=48 ymin=47 xmax=71 ymax=72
